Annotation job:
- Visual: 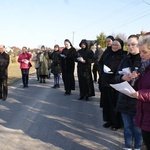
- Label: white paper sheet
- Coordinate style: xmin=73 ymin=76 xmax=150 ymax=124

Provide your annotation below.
xmin=60 ymin=54 xmax=66 ymax=58
xmin=103 ymin=65 xmax=113 ymax=74
xmin=77 ymin=57 xmax=84 ymax=62
xmin=119 ymin=67 xmax=131 ymax=75
xmin=110 ymin=81 xmax=136 ymax=97
xmin=24 ymin=59 xmax=29 ymax=64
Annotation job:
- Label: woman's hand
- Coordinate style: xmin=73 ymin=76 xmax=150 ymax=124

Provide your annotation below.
xmin=81 ymin=59 xmax=86 ymax=63
xmin=130 ymin=92 xmax=139 ymax=99
xmin=122 ymin=73 xmax=132 ymax=82
xmin=131 ymin=71 xmax=140 ymax=79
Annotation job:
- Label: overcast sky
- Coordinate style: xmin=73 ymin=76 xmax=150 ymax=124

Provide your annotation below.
xmin=0 ymin=0 xmax=150 ymax=48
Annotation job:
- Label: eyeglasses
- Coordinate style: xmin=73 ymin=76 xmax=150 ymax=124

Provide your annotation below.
xmin=127 ymin=43 xmax=138 ymax=47
xmin=112 ymin=44 xmax=120 ymax=47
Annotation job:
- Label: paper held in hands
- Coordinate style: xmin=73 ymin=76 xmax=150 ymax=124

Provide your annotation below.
xmin=60 ymin=54 xmax=66 ymax=58
xmin=110 ymin=81 xmax=136 ymax=97
xmin=118 ymin=67 xmax=131 ymax=75
xmin=103 ymin=65 xmax=113 ymax=74
xmin=24 ymin=59 xmax=29 ymax=64
xmin=77 ymin=57 xmax=84 ymax=62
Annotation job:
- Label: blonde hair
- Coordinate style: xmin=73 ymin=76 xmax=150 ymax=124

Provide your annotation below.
xmin=138 ymin=35 xmax=150 ymax=50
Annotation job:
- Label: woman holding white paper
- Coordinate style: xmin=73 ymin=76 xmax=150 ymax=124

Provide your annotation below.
xmin=61 ymin=39 xmax=76 ymax=95
xmin=18 ymin=47 xmax=32 ymax=88
xmin=115 ymin=35 xmax=142 ymax=150
xmin=76 ymin=39 xmax=95 ymax=100
xmin=131 ymin=35 xmax=150 ymax=150
xmin=99 ymin=37 xmax=127 ymax=130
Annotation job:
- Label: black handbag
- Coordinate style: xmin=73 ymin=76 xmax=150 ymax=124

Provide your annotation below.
xmin=29 ymin=62 xmax=32 ymax=67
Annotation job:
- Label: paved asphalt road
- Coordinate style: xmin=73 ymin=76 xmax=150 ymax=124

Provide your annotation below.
xmin=0 ymin=73 xmax=124 ymax=150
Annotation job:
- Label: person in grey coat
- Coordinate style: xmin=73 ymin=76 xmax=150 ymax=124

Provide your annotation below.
xmin=92 ymin=43 xmax=103 ymax=83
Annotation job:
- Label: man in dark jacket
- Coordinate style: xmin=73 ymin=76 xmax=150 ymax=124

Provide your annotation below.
xmin=92 ymin=43 xmax=103 ymax=83
xmin=0 ymin=45 xmax=10 ymax=101
xmin=115 ymin=35 xmax=142 ymax=150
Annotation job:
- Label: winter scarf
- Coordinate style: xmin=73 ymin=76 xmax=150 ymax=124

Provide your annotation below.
xmin=140 ymin=59 xmax=150 ymax=75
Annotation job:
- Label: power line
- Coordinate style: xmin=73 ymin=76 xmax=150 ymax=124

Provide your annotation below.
xmin=142 ymin=0 xmax=150 ymax=5
xmin=75 ymin=0 xmax=140 ymax=32
xmin=100 ymin=8 xmax=150 ymax=32
xmin=76 ymin=1 xmax=149 ymax=36
xmin=105 ymin=11 xmax=150 ymax=32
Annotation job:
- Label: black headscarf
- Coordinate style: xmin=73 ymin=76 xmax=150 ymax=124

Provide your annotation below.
xmin=106 ymin=35 xmax=114 ymax=41
xmin=64 ymin=39 xmax=73 ymax=47
xmin=79 ymin=39 xmax=88 ymax=48
xmin=114 ymin=38 xmax=124 ymax=49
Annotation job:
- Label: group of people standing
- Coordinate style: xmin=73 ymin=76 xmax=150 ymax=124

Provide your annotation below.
xmin=18 ymin=39 xmax=95 ymax=101
xmin=1 ymin=34 xmax=150 ymax=150
xmin=99 ymin=35 xmax=150 ymax=150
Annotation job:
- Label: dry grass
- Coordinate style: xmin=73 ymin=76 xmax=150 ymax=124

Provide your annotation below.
xmin=8 ymin=62 xmax=36 ymax=84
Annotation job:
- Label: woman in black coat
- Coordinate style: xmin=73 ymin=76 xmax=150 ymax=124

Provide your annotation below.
xmin=76 ymin=39 xmax=95 ymax=101
xmin=100 ymin=38 xmax=127 ymax=130
xmin=98 ymin=35 xmax=114 ymax=91
xmin=50 ymin=45 xmax=62 ymax=88
xmin=61 ymin=39 xmax=76 ymax=95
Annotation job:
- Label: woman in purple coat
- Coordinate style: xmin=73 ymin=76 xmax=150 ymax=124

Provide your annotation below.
xmin=131 ymin=35 xmax=150 ymax=150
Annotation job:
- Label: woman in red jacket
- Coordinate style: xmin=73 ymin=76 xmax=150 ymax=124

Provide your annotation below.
xmin=18 ymin=47 xmax=32 ymax=88
xmin=131 ymin=35 xmax=150 ymax=150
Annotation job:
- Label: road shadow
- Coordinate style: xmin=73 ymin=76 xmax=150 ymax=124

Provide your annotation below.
xmin=0 ymin=74 xmax=126 ymax=150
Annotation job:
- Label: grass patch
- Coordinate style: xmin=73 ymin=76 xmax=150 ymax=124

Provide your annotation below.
xmin=8 ymin=62 xmax=36 ymax=84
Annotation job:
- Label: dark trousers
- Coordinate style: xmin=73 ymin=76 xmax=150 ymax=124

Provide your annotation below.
xmin=142 ymin=130 xmax=150 ymax=150
xmin=36 ymin=68 xmax=39 ymax=80
xmin=0 ymin=79 xmax=8 ymax=98
xmin=21 ymin=69 xmax=29 ymax=86
xmin=92 ymin=63 xmax=99 ymax=82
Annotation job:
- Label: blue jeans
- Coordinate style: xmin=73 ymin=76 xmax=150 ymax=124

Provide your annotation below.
xmin=54 ymin=74 xmax=60 ymax=85
xmin=121 ymin=113 xmax=142 ymax=149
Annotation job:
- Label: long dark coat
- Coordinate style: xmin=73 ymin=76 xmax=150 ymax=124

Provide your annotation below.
xmin=0 ymin=52 xmax=10 ymax=79
xmin=61 ymin=47 xmax=76 ymax=91
xmin=99 ymin=48 xmax=127 ymax=127
xmin=77 ymin=48 xmax=95 ymax=97
xmin=50 ymin=50 xmax=61 ymax=75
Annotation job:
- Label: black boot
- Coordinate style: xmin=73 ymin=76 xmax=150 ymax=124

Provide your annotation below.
xmin=52 ymin=85 xmax=57 ymax=88
xmin=39 ymin=78 xmax=42 ymax=83
xmin=56 ymin=84 xmax=60 ymax=88
xmin=43 ymin=79 xmax=46 ymax=83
